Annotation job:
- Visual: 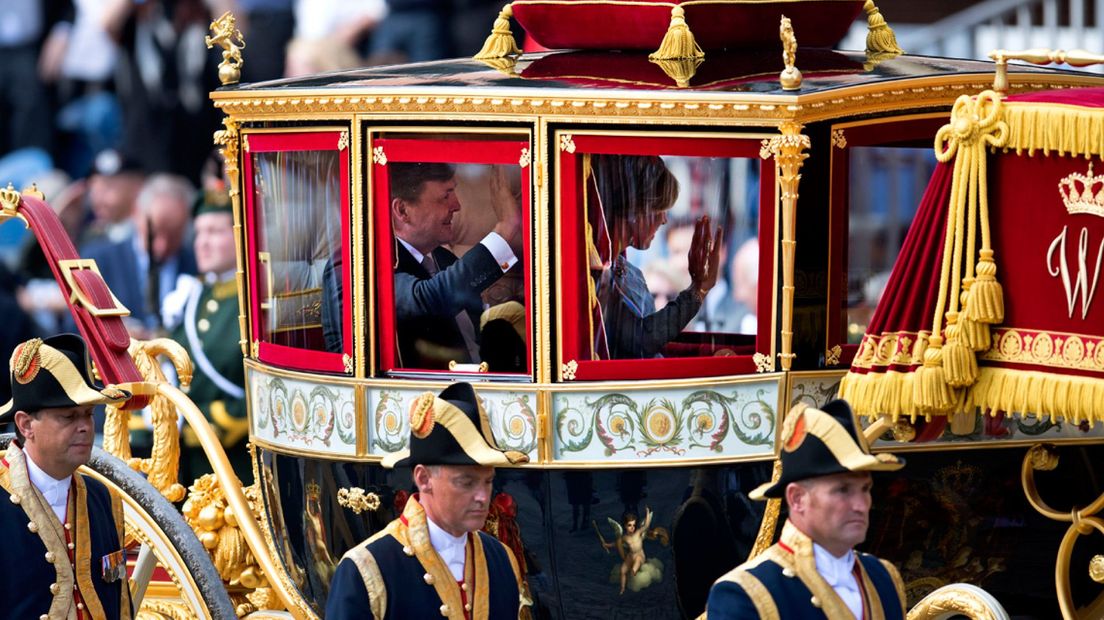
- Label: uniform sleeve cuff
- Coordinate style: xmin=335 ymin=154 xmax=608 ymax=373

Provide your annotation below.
xmin=481 ymin=232 xmax=518 ymax=272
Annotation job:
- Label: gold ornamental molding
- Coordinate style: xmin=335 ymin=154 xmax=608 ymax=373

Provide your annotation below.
xmin=561 ymin=359 xmax=578 ymax=381
xmin=831 ymin=129 xmax=847 ymax=149
xmin=213 ymin=116 xmax=250 ymax=357
xmin=825 ymin=344 xmax=842 ymax=367
xmin=558 ymin=134 xmax=576 ymax=153
xmin=519 ymin=147 xmax=531 ymax=168
xmin=753 ymin=352 xmax=774 ymax=373
xmin=337 ymin=130 xmax=349 ymax=151
xmin=764 ymin=121 xmax=811 ymax=372
xmin=372 ymin=146 xmax=387 ymax=166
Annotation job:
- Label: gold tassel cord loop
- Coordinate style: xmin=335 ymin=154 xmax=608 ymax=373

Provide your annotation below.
xmin=864 ymin=0 xmax=903 ymax=55
xmin=474 ymin=4 xmax=522 ymax=60
xmin=649 ymin=5 xmax=704 ymax=62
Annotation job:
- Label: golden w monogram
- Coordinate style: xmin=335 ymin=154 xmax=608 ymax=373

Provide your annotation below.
xmin=1047 ymin=226 xmax=1104 ymax=320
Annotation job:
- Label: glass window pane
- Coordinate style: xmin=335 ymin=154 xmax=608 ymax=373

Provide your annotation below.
xmin=387 ymin=161 xmax=528 ymax=373
xmin=252 ymin=150 xmax=342 ymax=352
xmin=588 ymin=154 xmax=760 ymax=360
xmin=846 ymin=146 xmax=936 ymax=343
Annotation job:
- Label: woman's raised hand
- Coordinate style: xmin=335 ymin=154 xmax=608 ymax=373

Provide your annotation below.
xmin=688 ymin=215 xmax=723 ymax=298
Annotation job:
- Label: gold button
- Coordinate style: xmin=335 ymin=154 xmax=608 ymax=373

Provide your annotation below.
xmin=64 ymin=523 xmax=71 ymax=530
xmin=40 ymin=615 xmax=48 ymax=620
xmin=198 ymin=318 xmax=211 ymax=332
xmin=464 ymin=603 xmax=472 ymax=611
xmin=77 ymin=603 xmax=84 ymax=610
xmin=49 ymin=583 xmax=59 ymax=595
xmin=206 ymin=299 xmax=219 ymax=313
xmin=423 ymin=573 xmax=434 ymax=585
xmin=440 ymin=604 xmax=450 ymax=616
xmin=44 ymin=552 xmax=55 ymax=563
xmin=27 ymin=522 xmax=37 ymax=533
xmin=782 ymin=567 xmax=795 ymax=578
xmin=811 ymin=596 xmax=821 ymax=608
xmin=402 ymin=546 xmax=414 ymax=556
xmin=461 ymin=582 xmax=468 ymax=591
xmin=10 ymin=494 xmax=20 ymax=504
xmin=67 ymin=542 xmax=74 ymax=550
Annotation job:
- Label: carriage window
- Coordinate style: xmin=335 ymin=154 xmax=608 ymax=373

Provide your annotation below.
xmin=371 ymin=134 xmax=532 ymax=377
xmin=244 ymin=130 xmax=352 ymax=374
xmin=558 ymin=134 xmax=774 ymax=381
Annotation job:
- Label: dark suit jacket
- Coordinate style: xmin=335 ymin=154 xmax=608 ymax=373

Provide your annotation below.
xmin=393 ymin=241 xmax=502 ymax=369
xmin=81 ymin=237 xmax=196 ymax=328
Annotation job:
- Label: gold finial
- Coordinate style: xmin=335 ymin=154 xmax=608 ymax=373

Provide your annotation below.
xmin=21 ymin=183 xmax=45 ymax=200
xmin=205 ymin=12 xmax=245 ymax=86
xmin=474 ymin=4 xmax=522 ymax=60
xmin=779 ymin=16 xmax=802 ymax=91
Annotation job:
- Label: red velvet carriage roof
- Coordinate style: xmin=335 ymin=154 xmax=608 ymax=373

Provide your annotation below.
xmin=840 ymin=87 xmax=1104 ymax=424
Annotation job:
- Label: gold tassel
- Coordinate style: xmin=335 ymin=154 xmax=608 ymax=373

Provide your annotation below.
xmin=964 ymin=249 xmax=1004 ymax=323
xmin=649 ymin=6 xmax=704 ymax=61
xmin=957 ymin=313 xmax=991 ymax=352
xmin=474 ymin=4 xmax=521 ymax=60
xmin=913 ymin=336 xmax=955 ymax=415
xmin=864 ymin=0 xmax=903 ymax=55
xmin=942 ymin=314 xmax=978 ymax=388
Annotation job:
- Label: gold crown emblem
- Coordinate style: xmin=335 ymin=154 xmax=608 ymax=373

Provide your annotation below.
xmin=1059 ymin=161 xmax=1104 ymax=218
xmin=306 ymin=481 xmax=321 ymax=502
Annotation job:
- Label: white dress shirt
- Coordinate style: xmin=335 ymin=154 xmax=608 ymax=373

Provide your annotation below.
xmin=813 ymin=543 xmax=862 ymax=619
xmin=397 ymin=232 xmax=518 ymax=274
xmin=426 ymin=517 xmax=468 ymax=581
xmin=25 ymin=453 xmax=72 ymax=523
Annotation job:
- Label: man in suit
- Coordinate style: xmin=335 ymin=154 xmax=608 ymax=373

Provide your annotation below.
xmin=0 ymin=334 xmax=133 ymax=619
xmin=389 ymin=162 xmax=522 ymax=369
xmin=326 ymin=382 xmax=529 ymax=619
xmin=82 ymin=172 xmax=196 ymax=336
xmin=706 ymin=400 xmax=907 ymax=619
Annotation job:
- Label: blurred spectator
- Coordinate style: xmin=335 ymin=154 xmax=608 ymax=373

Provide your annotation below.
xmin=286 ymin=0 xmax=384 ymax=77
xmin=162 ymin=186 xmax=250 ymax=484
xmin=234 ymin=0 xmax=295 ymax=83
xmin=0 ymin=0 xmax=68 ymax=156
xmin=109 ymin=0 xmax=222 ymax=183
xmin=715 ymin=237 xmax=759 ymax=334
xmin=82 ymin=173 xmax=196 ymax=336
xmin=83 ymin=148 xmax=145 ymax=246
xmin=0 ymin=263 xmax=40 ymax=405
xmin=370 ymin=0 xmax=446 ymax=63
xmin=450 ymin=0 xmax=515 ymax=58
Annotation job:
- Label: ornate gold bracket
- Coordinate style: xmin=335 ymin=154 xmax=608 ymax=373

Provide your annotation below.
xmin=206 ymin=12 xmax=245 ymax=86
xmin=1021 ymin=444 xmax=1104 ymax=619
xmin=764 ymin=122 xmax=811 ymax=372
xmin=337 ymin=487 xmax=382 ymax=514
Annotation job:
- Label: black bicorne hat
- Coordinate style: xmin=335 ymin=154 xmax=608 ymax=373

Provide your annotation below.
xmin=381 ymin=382 xmax=529 ymax=469
xmin=749 ymin=399 xmax=904 ymax=500
xmin=0 ymin=334 xmax=131 ymax=421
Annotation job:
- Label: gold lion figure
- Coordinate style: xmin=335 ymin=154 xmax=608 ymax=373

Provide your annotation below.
xmin=206 ymin=12 xmax=246 ymax=85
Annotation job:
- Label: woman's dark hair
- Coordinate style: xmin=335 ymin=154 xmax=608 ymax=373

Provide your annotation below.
xmin=389 ymin=162 xmax=457 ymax=204
xmin=591 ymin=154 xmax=679 ymax=224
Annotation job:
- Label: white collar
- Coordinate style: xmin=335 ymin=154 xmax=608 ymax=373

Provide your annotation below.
xmin=813 ymin=542 xmax=857 ymax=589
xmin=425 ymin=515 xmax=467 ymax=581
xmin=397 ymin=237 xmax=427 ymax=265
xmin=24 ymin=452 xmax=71 ymax=522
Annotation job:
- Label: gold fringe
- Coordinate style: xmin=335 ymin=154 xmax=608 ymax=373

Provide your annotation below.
xmin=474 ymin=4 xmax=521 ymax=60
xmin=912 ymin=337 xmax=956 ymax=416
xmin=1003 ymin=101 xmax=1104 ymax=158
xmin=963 ymin=250 xmax=1004 ymax=323
xmin=864 ymin=0 xmax=903 ymax=55
xmin=649 ymin=56 xmax=703 ymax=88
xmin=963 ymin=367 xmax=1104 ymax=425
xmin=942 ymin=315 xmax=978 ymax=387
xmin=649 ymin=6 xmax=704 ymax=61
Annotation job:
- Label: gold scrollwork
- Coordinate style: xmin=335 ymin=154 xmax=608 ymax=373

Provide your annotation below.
xmin=343 ymin=354 xmax=353 ymax=374
xmin=1090 ymin=555 xmax=1104 ymax=583
xmin=372 ymin=146 xmax=387 ymax=166
xmin=519 ymin=147 xmax=531 ymax=168
xmin=1027 ymin=444 xmax=1059 ymax=471
xmin=337 ymin=131 xmax=349 ymax=151
xmin=205 ymin=12 xmax=245 ymax=86
xmin=891 ymin=419 xmax=916 ymax=443
xmin=561 ymin=360 xmax=578 ymax=381
xmin=906 ymin=584 xmax=1005 ymax=620
xmin=753 ymin=352 xmax=774 ymax=373
xmin=337 ymin=487 xmax=382 ymax=515
xmin=825 ymin=345 xmax=842 ymax=366
xmin=559 ymin=134 xmax=576 ymax=153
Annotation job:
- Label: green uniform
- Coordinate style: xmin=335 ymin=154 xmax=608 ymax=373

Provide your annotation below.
xmin=171 ymin=275 xmax=252 ymax=485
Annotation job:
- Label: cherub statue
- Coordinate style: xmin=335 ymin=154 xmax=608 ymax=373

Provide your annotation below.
xmin=780 ymin=15 xmax=797 ymax=69
xmin=597 ymin=507 xmax=669 ymax=595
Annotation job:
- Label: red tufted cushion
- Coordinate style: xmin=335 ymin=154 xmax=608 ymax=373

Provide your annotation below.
xmin=510 ymin=0 xmax=866 ymax=51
